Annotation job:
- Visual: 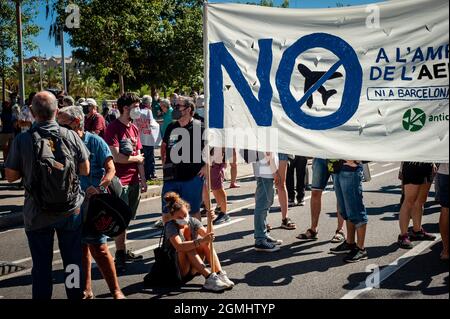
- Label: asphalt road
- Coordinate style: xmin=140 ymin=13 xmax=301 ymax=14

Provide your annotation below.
xmin=0 ymin=162 xmax=448 ymax=299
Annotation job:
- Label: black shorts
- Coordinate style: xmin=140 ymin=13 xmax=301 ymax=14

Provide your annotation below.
xmin=402 ymin=162 xmax=434 ymax=185
xmin=438 ymin=173 xmax=449 ymax=209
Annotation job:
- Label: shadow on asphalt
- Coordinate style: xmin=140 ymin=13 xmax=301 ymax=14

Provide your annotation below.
xmin=343 ymin=243 xmax=449 ymax=296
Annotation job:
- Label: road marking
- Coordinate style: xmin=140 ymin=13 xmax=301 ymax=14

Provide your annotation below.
xmin=369 ymin=163 xmax=377 ymax=167
xmin=382 ymin=163 xmax=394 ymax=167
xmin=0 ymin=228 xmax=21 ymax=235
xmin=371 ymin=167 xmax=399 ymax=178
xmin=4 ymin=166 xmax=400 ymax=276
xmin=341 ymin=235 xmax=441 ymax=299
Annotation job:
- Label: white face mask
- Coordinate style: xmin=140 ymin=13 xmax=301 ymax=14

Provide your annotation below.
xmin=130 ymin=107 xmax=141 ymax=120
xmin=175 ymin=217 xmax=189 ymax=226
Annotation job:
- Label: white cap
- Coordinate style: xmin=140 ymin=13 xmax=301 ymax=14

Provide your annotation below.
xmin=80 ymin=98 xmax=98 ymax=107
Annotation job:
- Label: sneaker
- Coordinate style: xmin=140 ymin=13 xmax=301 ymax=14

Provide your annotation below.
xmin=213 ymin=212 xmax=230 ymax=225
xmin=344 ymin=247 xmax=368 ymax=263
xmin=154 ymin=219 xmax=164 ymax=228
xmin=409 ymin=229 xmax=436 ymax=242
xmin=288 ymin=200 xmax=296 ymax=207
xmin=114 ymin=250 xmax=127 ymax=273
xmin=201 ymin=209 xmax=208 ymax=218
xmin=398 ymin=234 xmax=414 ymax=249
xmin=255 ymin=240 xmax=281 ymax=252
xmin=266 ymin=235 xmax=283 ymax=246
xmin=217 ymin=271 xmax=235 ymax=288
xmin=125 ymin=250 xmax=143 ymax=262
xmin=298 ymin=199 xmax=306 ymax=206
xmin=203 ymin=273 xmax=229 ymax=292
xmin=330 ymin=241 xmax=357 ymax=255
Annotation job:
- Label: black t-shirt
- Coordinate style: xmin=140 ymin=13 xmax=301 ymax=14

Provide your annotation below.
xmin=163 ymin=119 xmax=205 ymax=181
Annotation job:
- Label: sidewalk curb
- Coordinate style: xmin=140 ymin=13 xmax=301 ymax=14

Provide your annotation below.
xmin=0 ymin=174 xmax=256 ymax=230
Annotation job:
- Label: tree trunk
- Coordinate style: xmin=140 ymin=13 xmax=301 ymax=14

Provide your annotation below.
xmin=1 ymin=75 xmax=6 ymax=104
xmin=119 ymin=74 xmax=125 ymax=95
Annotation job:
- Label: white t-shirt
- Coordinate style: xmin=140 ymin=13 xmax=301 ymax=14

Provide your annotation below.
xmin=134 ymin=108 xmax=161 ymax=147
xmin=253 ymin=153 xmax=279 ymax=179
xmin=438 ymin=163 xmax=449 ymax=175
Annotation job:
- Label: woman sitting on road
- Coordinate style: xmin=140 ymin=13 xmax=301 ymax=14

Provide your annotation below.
xmin=163 ymin=192 xmax=234 ymax=292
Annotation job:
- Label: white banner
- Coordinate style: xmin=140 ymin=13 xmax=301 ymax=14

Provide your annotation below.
xmin=205 ymin=0 xmax=449 ymax=162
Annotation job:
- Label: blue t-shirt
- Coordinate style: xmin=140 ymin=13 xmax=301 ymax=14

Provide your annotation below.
xmin=80 ymin=132 xmax=113 ymax=191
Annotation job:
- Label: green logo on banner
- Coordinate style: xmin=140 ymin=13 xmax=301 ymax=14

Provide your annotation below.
xmin=403 ymin=108 xmax=426 ymax=132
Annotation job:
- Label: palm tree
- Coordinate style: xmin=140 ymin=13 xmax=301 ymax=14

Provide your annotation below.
xmin=44 ymin=67 xmax=62 ymax=89
xmin=71 ymin=75 xmax=102 ymax=98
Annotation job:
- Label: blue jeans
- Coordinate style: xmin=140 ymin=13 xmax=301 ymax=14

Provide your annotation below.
xmin=142 ymin=145 xmax=155 ymax=180
xmin=333 ymin=166 xmax=368 ymax=228
xmin=254 ymin=177 xmax=275 ymax=243
xmin=162 ymin=176 xmax=204 ymax=215
xmin=312 ymin=158 xmax=331 ymax=191
xmin=25 ymin=212 xmax=83 ymax=300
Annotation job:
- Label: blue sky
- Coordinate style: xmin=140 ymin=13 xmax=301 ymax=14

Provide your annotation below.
xmin=30 ymin=0 xmax=383 ymax=58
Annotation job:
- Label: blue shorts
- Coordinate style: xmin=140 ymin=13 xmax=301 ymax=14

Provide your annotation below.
xmin=312 ymin=158 xmax=331 ymax=191
xmin=333 ymin=166 xmax=368 ymax=228
xmin=162 ymin=176 xmax=204 ymax=215
xmin=278 ymin=153 xmax=289 ymax=161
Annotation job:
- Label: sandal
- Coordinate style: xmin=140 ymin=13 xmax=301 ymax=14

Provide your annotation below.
xmin=331 ymin=230 xmax=346 ymax=243
xmin=281 ymin=218 xmax=297 ymax=230
xmin=83 ymin=291 xmax=95 ymax=299
xmin=267 ymin=224 xmax=272 ymax=232
xmin=296 ymin=229 xmax=318 ymax=240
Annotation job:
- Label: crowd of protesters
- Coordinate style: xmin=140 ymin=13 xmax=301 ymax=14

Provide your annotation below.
xmin=0 ymin=88 xmax=448 ymax=299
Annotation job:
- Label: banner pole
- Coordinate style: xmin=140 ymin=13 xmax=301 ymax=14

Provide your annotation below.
xmin=202 ymin=0 xmax=217 ymax=274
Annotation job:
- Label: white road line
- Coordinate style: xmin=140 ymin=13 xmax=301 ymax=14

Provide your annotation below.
xmin=132 ymin=218 xmax=246 ymax=256
xmin=382 ymin=163 xmax=394 ymax=167
xmin=371 ymin=167 xmax=399 ymax=178
xmin=0 ymin=228 xmax=21 ymax=235
xmin=341 ymin=235 xmax=441 ymax=300
xmin=5 ymin=166 xmax=398 ymax=270
xmin=369 ymin=163 xmax=377 ymax=167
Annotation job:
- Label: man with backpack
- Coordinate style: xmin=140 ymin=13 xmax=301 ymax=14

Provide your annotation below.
xmin=5 ymin=91 xmax=90 ymax=299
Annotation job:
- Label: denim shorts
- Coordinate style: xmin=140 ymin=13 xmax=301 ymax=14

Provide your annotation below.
xmin=311 ymin=158 xmax=331 ymax=191
xmin=162 ymin=176 xmax=204 ymax=215
xmin=333 ymin=166 xmax=368 ymax=228
xmin=278 ymin=153 xmax=289 ymax=161
xmin=438 ymin=173 xmax=449 ymax=209
xmin=81 ymin=203 xmax=108 ymax=245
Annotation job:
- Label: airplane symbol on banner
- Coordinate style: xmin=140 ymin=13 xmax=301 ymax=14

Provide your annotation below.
xmin=297 ymin=63 xmax=343 ymax=108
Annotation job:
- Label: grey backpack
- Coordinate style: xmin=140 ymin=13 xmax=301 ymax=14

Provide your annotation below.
xmin=26 ymin=127 xmax=80 ymax=215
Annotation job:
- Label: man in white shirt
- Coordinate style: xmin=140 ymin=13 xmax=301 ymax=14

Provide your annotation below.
xmin=133 ymin=95 xmax=160 ymax=180
xmin=253 ymin=152 xmax=283 ymax=252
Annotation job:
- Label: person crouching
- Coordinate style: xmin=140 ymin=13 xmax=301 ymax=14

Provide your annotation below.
xmin=163 ymin=192 xmax=234 ymax=292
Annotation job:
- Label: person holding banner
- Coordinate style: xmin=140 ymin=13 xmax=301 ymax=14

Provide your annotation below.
xmin=329 ymin=160 xmax=368 ymax=263
xmin=161 ymin=97 xmax=206 ymax=222
xmin=164 ymin=192 xmax=234 ymax=291
xmin=397 ymin=162 xmax=437 ymax=249
xmin=253 ymin=153 xmax=284 ymax=252
xmin=437 ymin=163 xmax=449 ymax=261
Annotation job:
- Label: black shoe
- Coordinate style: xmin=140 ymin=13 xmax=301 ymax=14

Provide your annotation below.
xmin=125 ymin=249 xmax=143 ymax=262
xmin=213 ymin=212 xmax=230 ymax=225
xmin=330 ymin=241 xmax=357 ymax=255
xmin=114 ymin=250 xmax=127 ymax=273
xmin=297 ymin=199 xmax=305 ymax=206
xmin=201 ymin=209 xmax=208 ymax=218
xmin=288 ymin=200 xmax=296 ymax=207
xmin=344 ymin=247 xmax=368 ymax=263
xmin=409 ymin=229 xmax=436 ymax=242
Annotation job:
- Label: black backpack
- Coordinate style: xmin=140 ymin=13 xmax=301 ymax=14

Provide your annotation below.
xmin=84 ymin=192 xmax=132 ymax=238
xmin=26 ymin=127 xmax=80 ymax=215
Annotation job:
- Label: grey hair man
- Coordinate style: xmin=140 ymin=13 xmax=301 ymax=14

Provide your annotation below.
xmin=5 ymin=91 xmax=90 ymax=300
xmin=57 ymin=105 xmax=125 ymax=299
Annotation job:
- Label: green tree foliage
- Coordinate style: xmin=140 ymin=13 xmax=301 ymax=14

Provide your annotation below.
xmin=0 ymin=0 xmax=40 ymax=101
